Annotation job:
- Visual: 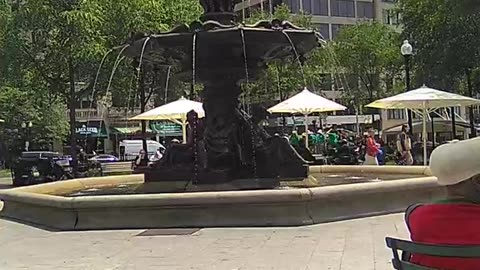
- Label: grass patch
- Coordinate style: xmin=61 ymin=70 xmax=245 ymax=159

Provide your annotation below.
xmin=0 ymin=169 xmax=12 ymax=178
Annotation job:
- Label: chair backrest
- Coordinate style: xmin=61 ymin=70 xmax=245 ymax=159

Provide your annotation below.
xmin=385 ymin=237 xmax=480 ymax=270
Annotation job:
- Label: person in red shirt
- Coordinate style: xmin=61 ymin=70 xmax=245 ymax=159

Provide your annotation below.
xmin=405 ymin=137 xmax=480 ymax=270
xmin=363 ymin=128 xmax=381 ymax=165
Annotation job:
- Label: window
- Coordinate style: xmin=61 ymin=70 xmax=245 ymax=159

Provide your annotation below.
xmin=316 ymin=23 xmax=330 ymax=40
xmin=313 ymin=0 xmax=328 ymax=15
xmin=331 ymin=24 xmax=344 ymax=39
xmin=331 ymin=0 xmax=355 ymax=17
xmin=383 ymin=9 xmax=399 ymax=25
xmin=356 ymin=2 xmax=374 ymax=18
xmin=286 ymin=0 xmax=299 ymax=13
xmin=303 ymin=0 xmax=312 ymax=13
xmin=332 ymin=73 xmax=357 ymax=91
xmin=451 ymin=107 xmax=461 ymax=118
xmin=387 ymin=109 xmax=405 ymax=120
xmin=473 ymin=106 xmax=480 ymax=122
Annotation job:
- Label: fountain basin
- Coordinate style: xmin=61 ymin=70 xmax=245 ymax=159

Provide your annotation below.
xmin=0 ymin=166 xmax=443 ymax=231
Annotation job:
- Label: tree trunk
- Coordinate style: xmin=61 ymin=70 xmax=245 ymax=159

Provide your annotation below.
xmin=68 ymin=58 xmax=78 ymax=174
xmin=139 ymin=69 xmax=148 ymax=152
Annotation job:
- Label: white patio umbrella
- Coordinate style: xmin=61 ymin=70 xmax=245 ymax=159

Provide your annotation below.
xmin=267 ymin=87 xmax=347 ymax=148
xmin=366 ymin=85 xmax=480 ymax=165
xmin=130 ymin=97 xmax=205 ymax=143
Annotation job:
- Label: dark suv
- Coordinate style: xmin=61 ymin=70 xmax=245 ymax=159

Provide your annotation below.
xmin=12 ymin=151 xmax=73 ymax=186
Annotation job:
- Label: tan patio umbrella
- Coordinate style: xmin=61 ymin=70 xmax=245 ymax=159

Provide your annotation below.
xmin=267 ymin=87 xmax=347 ymax=148
xmin=130 ymin=97 xmax=205 ymax=143
xmin=367 ymin=85 xmax=480 ymax=165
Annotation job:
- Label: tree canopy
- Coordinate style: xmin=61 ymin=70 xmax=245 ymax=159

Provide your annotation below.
xmin=398 ymin=0 xmax=480 ymax=92
xmin=329 ymin=22 xmax=403 ymax=107
xmin=0 ymin=0 xmax=202 ymax=157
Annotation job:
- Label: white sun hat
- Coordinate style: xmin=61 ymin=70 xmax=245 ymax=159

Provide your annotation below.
xmin=429 ymin=137 xmax=480 ymax=186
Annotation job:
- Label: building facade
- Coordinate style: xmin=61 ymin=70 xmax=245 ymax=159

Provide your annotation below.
xmin=236 ymin=0 xmax=398 ymax=39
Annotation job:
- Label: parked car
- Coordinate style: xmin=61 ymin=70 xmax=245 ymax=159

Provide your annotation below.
xmin=89 ymin=154 xmax=119 ymax=163
xmin=11 ymin=151 xmax=73 ymax=186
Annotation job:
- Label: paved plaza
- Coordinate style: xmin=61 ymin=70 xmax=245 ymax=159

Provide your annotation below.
xmin=0 ymin=176 xmax=12 ymax=190
xmin=0 ymin=196 xmax=409 ymax=270
xmin=0 ymin=175 xmax=410 ymax=270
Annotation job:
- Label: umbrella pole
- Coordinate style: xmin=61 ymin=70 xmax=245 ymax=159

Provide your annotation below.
xmin=422 ymin=104 xmax=428 ymax=166
xmin=304 ymin=114 xmax=309 ymax=149
xmin=182 ymin=121 xmax=187 ymax=144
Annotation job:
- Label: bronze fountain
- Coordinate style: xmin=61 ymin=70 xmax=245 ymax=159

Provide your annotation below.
xmin=123 ymin=0 xmax=322 ymax=187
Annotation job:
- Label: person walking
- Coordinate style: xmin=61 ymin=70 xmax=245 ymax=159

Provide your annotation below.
xmin=364 ymin=128 xmax=381 ymax=165
xmin=396 ymin=124 xmax=413 ymax=165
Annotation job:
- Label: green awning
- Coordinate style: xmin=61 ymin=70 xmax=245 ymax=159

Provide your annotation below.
xmin=111 ymin=127 xmax=154 ymax=135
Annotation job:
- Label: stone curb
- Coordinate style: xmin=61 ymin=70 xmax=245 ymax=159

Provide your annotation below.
xmin=0 ymin=166 xmax=443 ymax=230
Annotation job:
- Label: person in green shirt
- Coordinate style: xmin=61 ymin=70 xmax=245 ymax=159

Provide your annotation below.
xmin=314 ymin=130 xmax=325 ymax=154
xmin=289 ymin=130 xmax=301 ymax=147
xmin=327 ymin=125 xmax=340 ymax=147
xmin=316 ymin=131 xmax=325 ymax=144
xmin=328 ymin=132 xmax=339 ymax=146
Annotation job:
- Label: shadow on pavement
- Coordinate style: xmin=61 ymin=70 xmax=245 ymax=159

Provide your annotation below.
xmin=0 ymin=184 xmax=12 ymax=190
xmin=0 ymin=216 xmax=61 ymax=232
xmin=0 ymin=177 xmax=12 ymax=190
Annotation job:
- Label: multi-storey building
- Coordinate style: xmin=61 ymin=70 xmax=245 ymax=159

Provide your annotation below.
xmin=236 ymin=0 xmax=398 ymax=39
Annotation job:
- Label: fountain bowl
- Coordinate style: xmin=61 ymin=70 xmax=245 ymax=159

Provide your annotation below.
xmin=0 ymin=166 xmax=443 ymax=231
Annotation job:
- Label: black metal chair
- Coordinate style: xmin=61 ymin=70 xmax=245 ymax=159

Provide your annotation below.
xmin=386 ymin=237 xmax=480 ymax=270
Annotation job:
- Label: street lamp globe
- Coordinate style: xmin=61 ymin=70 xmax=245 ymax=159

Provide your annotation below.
xmin=401 ymin=40 xmax=413 ymax=56
xmin=21 ymin=122 xmax=26 ymax=128
xmin=28 ymin=121 xmax=33 ymax=128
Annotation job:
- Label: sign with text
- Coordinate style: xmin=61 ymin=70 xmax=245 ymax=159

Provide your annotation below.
xmin=76 ymin=125 xmax=99 ymax=135
xmin=150 ymin=121 xmax=182 ymax=136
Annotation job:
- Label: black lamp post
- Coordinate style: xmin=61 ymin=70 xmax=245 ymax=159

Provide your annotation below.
xmin=21 ymin=121 xmax=33 ymax=151
xmin=401 ymin=40 xmax=414 ymax=135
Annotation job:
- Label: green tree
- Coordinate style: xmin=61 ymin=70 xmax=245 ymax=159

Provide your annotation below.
xmin=398 ymin=0 xmax=480 ymax=90
xmin=0 ymin=86 xmax=69 ymax=162
xmin=329 ymin=21 xmax=403 ymax=108
xmin=0 ymin=1 xmax=69 ymax=157
xmin=98 ymin=0 xmax=202 ymax=108
xmin=243 ymin=4 xmax=327 ymax=105
xmin=7 ymin=0 xmax=108 ymax=168
xmin=5 ymin=0 xmax=202 ymax=168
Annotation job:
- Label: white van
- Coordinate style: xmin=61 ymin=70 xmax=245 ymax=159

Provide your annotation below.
xmin=119 ymin=140 xmax=165 ymax=161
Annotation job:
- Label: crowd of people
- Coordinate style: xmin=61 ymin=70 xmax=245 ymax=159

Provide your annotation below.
xmin=286 ymin=123 xmax=415 ymax=166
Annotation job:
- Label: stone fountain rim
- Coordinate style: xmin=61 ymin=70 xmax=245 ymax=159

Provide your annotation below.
xmin=0 ymin=165 xmax=443 ymax=231
xmin=0 ymin=165 xmax=436 ymax=209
